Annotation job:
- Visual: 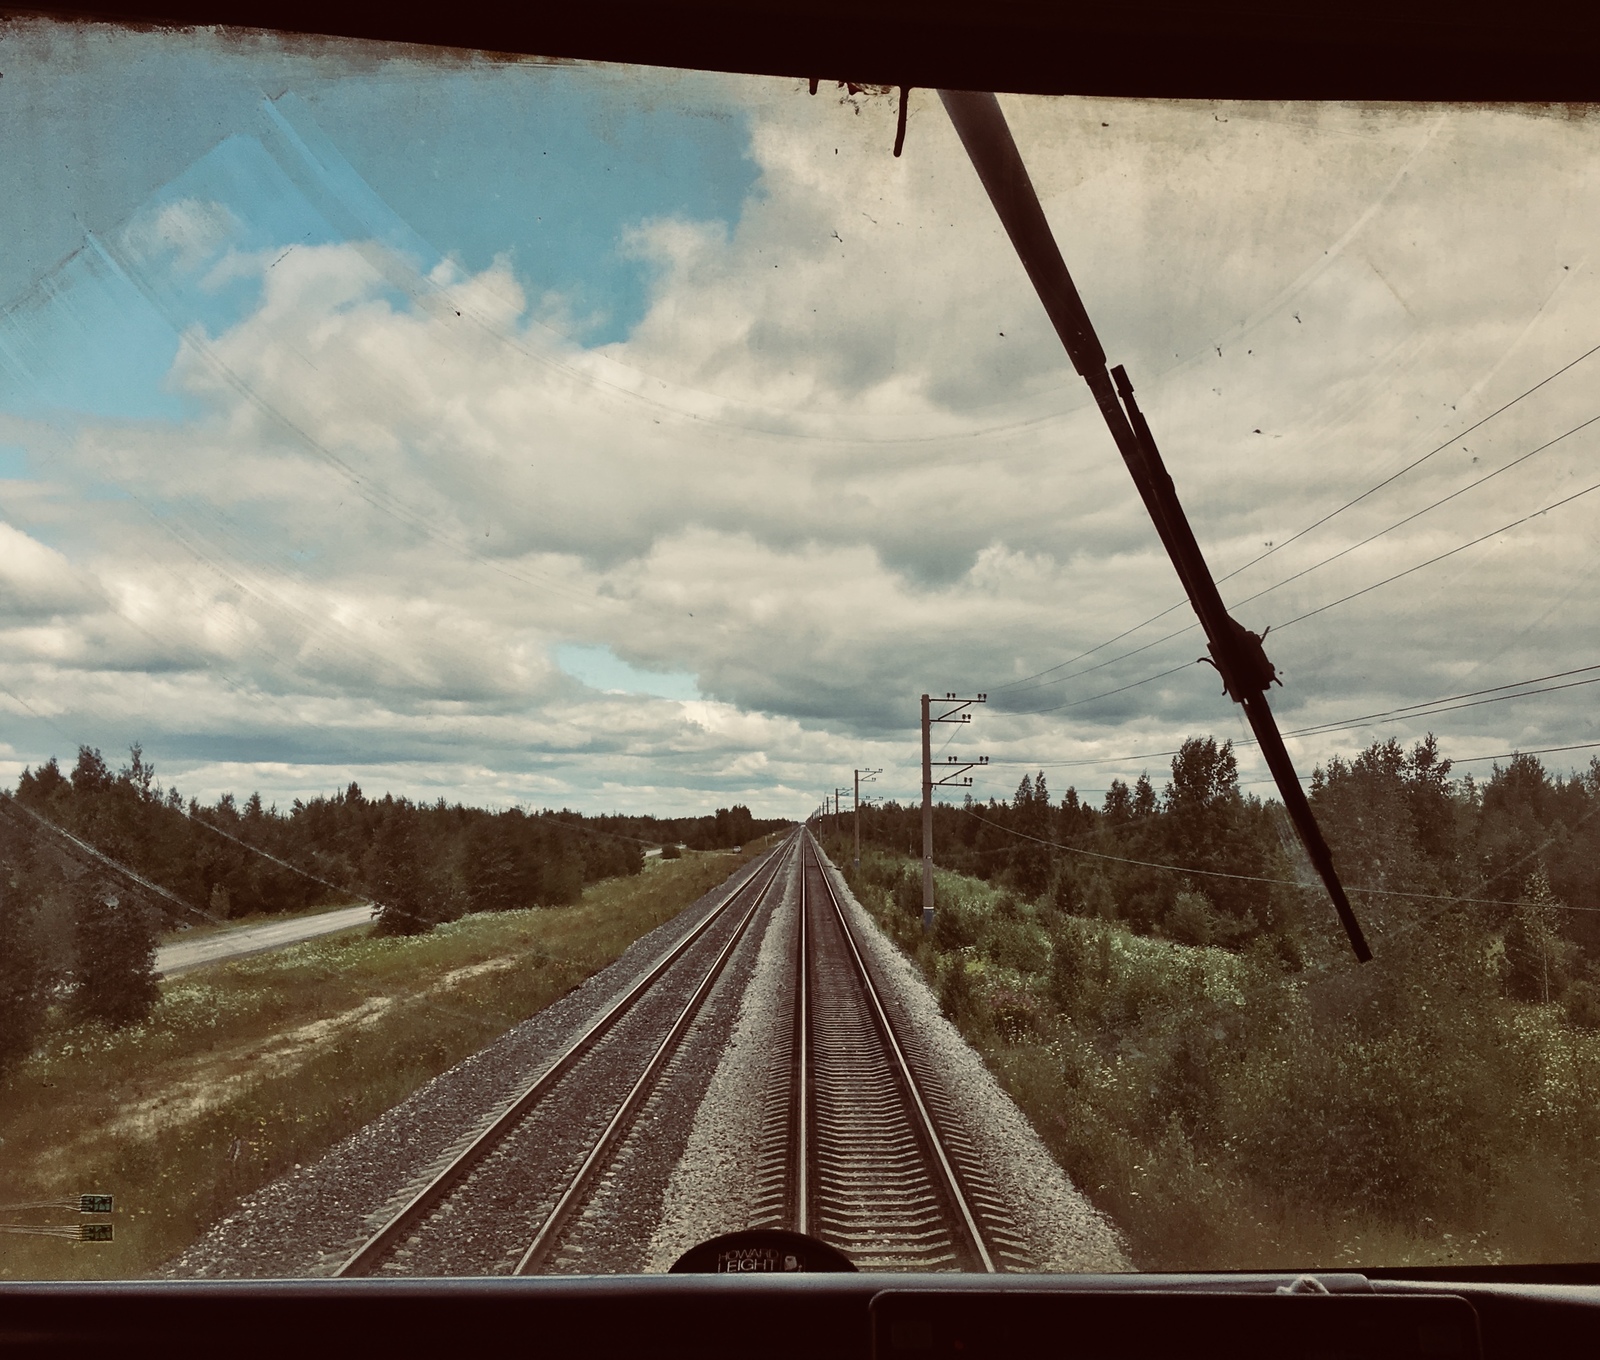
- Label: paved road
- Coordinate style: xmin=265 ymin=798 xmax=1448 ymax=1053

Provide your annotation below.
xmin=156 ymin=903 xmax=375 ymax=977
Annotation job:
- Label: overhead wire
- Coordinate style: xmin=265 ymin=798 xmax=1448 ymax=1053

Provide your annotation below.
xmin=989 ymin=339 xmax=1600 ymax=700
xmin=1273 ymin=472 xmax=1600 ymax=632
xmin=999 ymin=434 xmax=1600 ymax=717
xmin=956 ymin=807 xmax=1600 ymax=913
xmin=979 ymin=663 xmax=1600 ymax=774
xmin=1230 ymin=411 xmax=1600 ymax=615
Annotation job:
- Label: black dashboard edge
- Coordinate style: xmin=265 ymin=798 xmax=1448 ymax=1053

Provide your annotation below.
xmin=0 ymin=1273 xmax=1595 ymax=1358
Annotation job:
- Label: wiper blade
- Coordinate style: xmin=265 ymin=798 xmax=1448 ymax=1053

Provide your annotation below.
xmin=938 ymin=89 xmax=1371 ymax=963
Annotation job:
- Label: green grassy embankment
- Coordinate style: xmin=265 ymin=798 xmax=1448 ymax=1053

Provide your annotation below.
xmin=832 ymin=839 xmax=1600 ymax=1272
xmin=0 ymin=845 xmax=772 ymax=1280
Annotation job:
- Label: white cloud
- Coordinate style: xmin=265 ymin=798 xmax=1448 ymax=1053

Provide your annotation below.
xmin=4 ymin=85 xmax=1600 ymax=814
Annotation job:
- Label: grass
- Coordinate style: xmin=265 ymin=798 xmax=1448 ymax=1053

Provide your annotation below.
xmin=831 ymin=838 xmax=1600 ymax=1273
xmin=0 ymin=846 xmax=769 ymax=1280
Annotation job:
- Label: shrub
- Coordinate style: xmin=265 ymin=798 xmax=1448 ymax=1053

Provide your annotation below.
xmin=1563 ymin=978 xmax=1600 ymax=1029
xmin=1166 ymin=890 xmax=1218 ymax=946
xmin=938 ymin=957 xmax=978 ymax=1029
xmin=987 ymin=985 xmax=1041 ymax=1042
xmin=893 ymin=864 xmax=923 ymax=918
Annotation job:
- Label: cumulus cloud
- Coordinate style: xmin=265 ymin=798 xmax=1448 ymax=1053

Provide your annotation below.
xmin=3 ymin=77 xmax=1599 ymax=814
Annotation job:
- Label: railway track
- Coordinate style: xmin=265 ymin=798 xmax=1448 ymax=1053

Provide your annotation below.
xmin=337 ymin=833 xmax=797 ymax=1277
xmin=750 ymin=831 xmax=1033 ymax=1272
xmin=337 ymin=825 xmax=1028 ymax=1276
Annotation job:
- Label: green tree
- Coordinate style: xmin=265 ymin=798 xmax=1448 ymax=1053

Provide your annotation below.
xmin=0 ymin=816 xmax=53 ymax=1074
xmin=72 ymin=880 xmax=159 ymax=1029
xmin=1502 ymin=869 xmax=1575 ymax=1003
xmin=1007 ymin=772 xmax=1053 ymax=900
xmin=366 ymin=812 xmax=452 ymax=935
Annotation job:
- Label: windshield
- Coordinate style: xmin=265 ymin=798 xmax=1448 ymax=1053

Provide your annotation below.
xmin=2 ymin=19 xmax=1599 ymax=1281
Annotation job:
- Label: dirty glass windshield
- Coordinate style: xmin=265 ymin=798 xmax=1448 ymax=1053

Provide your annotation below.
xmin=3 ymin=21 xmax=1600 ymax=1281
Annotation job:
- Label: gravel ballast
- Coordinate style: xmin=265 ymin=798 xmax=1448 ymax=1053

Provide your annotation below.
xmin=813 ymin=845 xmax=1131 ymax=1272
xmin=162 ymin=850 xmax=778 ymax=1279
xmin=641 ymin=855 xmax=798 ymax=1270
xmin=645 ymin=838 xmax=1130 ymax=1273
xmin=163 ymin=835 xmax=1127 ymax=1278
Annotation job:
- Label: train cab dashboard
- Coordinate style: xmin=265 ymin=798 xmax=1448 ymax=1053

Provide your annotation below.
xmin=3 ymin=1269 xmax=1597 ymax=1359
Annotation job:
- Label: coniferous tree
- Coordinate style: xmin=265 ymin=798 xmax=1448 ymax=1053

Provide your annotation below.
xmin=72 ymin=879 xmax=159 ymax=1029
xmin=0 ymin=816 xmax=52 ymax=1073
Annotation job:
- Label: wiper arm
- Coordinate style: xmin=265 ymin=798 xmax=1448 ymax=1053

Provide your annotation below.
xmin=938 ymin=89 xmax=1371 ymax=963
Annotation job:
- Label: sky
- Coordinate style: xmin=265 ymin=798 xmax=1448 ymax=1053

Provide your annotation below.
xmin=1 ymin=21 xmax=1598 ymax=819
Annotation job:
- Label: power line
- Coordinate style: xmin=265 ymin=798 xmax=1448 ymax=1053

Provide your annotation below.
xmin=1286 ymin=673 xmax=1600 ymax=740
xmin=956 ymin=807 xmax=1600 ymax=912
xmin=1231 ymin=411 xmax=1600 ymax=615
xmin=996 ymin=624 xmax=1196 ymax=711
xmin=1220 ymin=341 xmax=1600 ymax=587
xmin=972 ymin=665 xmax=1600 ymax=777
xmin=988 ymin=339 xmax=1600 ymax=697
xmin=1285 ymin=661 xmax=1600 ymax=731
xmin=183 ymin=810 xmax=370 ymax=905
xmin=1009 ymin=658 xmax=1600 ymax=753
xmin=999 ymin=411 xmax=1600 ymax=712
xmin=1274 ymin=473 xmax=1600 ymax=631
xmin=1011 ymin=464 xmax=1600 ymax=720
xmin=1446 ymin=739 xmax=1600 ymax=766
xmin=1007 ymin=662 xmax=1197 ymax=718
xmin=0 ymin=792 xmax=216 ymax=922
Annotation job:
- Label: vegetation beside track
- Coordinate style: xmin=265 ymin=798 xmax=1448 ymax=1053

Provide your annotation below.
xmin=829 ymin=835 xmax=1600 ymax=1272
xmin=0 ymin=843 xmax=774 ymax=1281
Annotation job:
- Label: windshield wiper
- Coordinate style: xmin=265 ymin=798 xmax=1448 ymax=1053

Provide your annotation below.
xmin=938 ymin=89 xmax=1371 ymax=963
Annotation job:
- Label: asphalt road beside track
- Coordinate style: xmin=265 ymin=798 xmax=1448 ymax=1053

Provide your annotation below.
xmin=156 ymin=903 xmax=374 ymax=977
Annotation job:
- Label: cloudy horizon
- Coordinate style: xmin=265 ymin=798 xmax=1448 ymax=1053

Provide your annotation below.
xmin=2 ymin=23 xmax=1597 ymax=820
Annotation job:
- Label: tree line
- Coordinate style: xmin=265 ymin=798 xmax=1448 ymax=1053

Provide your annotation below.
xmin=841 ymin=734 xmax=1600 ymax=1006
xmin=0 ymin=743 xmax=784 ymax=1071
xmin=832 ymin=737 xmax=1600 ymax=1265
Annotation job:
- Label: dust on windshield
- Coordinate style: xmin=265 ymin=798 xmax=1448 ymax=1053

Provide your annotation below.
xmin=2 ymin=21 xmax=1598 ymax=1280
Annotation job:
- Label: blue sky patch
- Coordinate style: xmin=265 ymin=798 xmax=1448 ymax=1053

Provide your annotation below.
xmin=556 ymin=644 xmax=701 ymax=700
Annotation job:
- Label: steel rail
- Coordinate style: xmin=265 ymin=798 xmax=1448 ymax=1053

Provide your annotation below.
xmin=804 ymin=832 xmax=998 ymax=1273
xmin=514 ymin=837 xmax=795 ymax=1274
xmin=336 ymin=833 xmax=796 ymax=1278
xmin=796 ymin=849 xmax=811 ymax=1238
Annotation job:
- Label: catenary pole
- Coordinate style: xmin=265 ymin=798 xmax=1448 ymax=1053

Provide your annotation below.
xmin=921 ymin=694 xmax=934 ymax=932
xmin=920 ymin=696 xmax=985 ymax=933
xmin=853 ymin=767 xmax=881 ymax=870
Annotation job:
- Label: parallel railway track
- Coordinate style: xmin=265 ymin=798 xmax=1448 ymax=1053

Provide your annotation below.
xmin=337 ymin=834 xmax=796 ymax=1277
xmin=338 ymin=826 xmax=1028 ymax=1275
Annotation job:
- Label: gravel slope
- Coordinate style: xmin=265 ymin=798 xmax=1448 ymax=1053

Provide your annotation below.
xmin=815 ymin=845 xmax=1130 ymax=1272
